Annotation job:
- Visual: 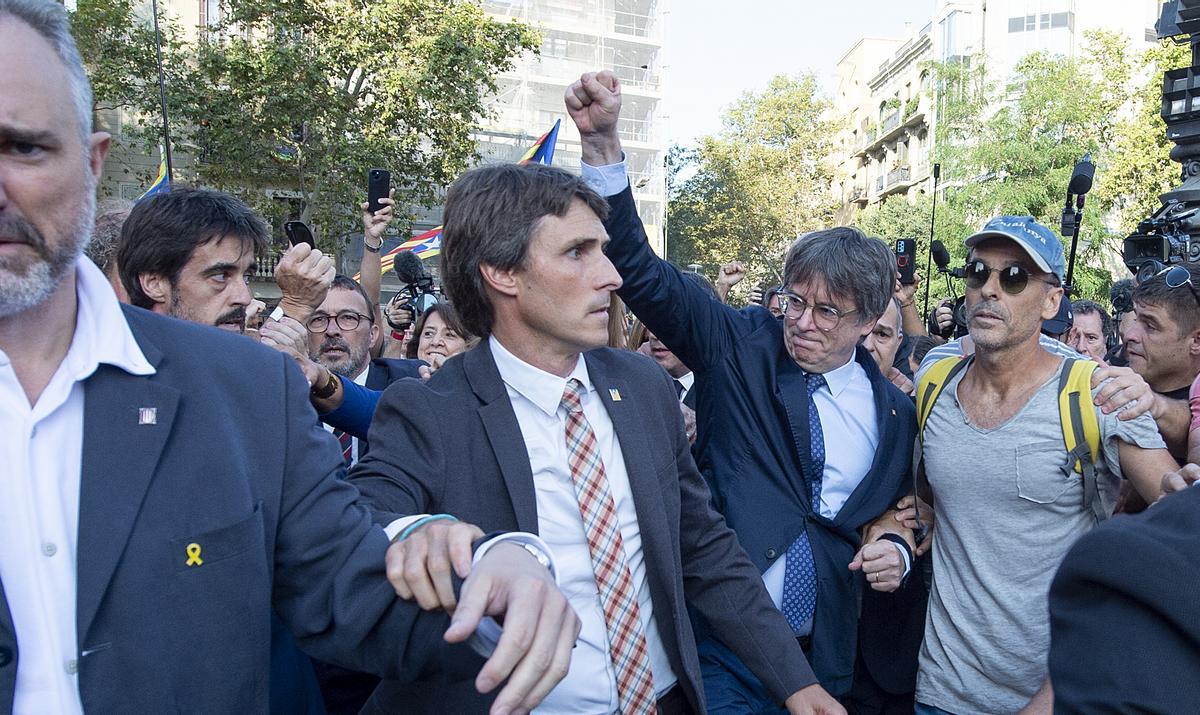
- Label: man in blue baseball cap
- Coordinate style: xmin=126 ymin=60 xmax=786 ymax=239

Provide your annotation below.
xmin=910 ymin=216 xmax=1179 ymax=714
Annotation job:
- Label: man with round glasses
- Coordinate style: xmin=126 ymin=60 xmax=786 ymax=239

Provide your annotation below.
xmin=569 ymin=70 xmax=918 ymax=713
xmin=913 ymin=216 xmax=1178 ymax=715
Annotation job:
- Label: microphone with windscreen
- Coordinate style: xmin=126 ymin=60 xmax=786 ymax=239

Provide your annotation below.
xmin=1061 ymin=154 xmax=1096 ymax=290
xmin=387 ymin=250 xmax=437 ymax=330
xmin=1067 ymin=155 xmax=1095 ymax=196
xmin=393 ymin=250 xmax=428 ymax=287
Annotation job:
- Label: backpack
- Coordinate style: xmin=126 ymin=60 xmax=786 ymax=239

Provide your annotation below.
xmin=915 ymin=355 xmax=1107 ymax=523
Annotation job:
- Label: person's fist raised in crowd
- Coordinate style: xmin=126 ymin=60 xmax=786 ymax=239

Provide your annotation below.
xmin=716 ymin=261 xmax=746 ymax=302
xmin=275 ymin=243 xmax=335 ymax=319
xmin=564 ymin=71 xmax=621 ymax=138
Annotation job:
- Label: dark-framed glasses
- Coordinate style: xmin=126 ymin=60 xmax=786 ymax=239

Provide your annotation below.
xmin=1136 ymin=261 xmax=1200 ymax=307
xmin=776 ymin=292 xmax=857 ymax=332
xmin=963 ymin=260 xmax=1057 ymax=295
xmin=305 ymin=311 xmax=371 ymax=333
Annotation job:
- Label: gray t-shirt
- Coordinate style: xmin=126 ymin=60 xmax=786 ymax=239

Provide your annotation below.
xmin=915 ymin=360 xmax=1165 ymax=714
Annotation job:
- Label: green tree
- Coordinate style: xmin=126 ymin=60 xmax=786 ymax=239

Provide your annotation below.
xmin=1094 ymin=37 xmax=1191 ymax=236
xmin=666 ymin=73 xmax=839 ymax=289
xmin=71 ymin=0 xmax=538 ymax=248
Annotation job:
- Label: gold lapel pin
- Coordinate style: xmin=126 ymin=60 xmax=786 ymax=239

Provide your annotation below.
xmin=609 ymin=388 xmax=622 ymax=402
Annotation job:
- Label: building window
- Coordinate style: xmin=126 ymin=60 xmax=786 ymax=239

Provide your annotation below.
xmin=1008 ymin=17 xmax=1023 ymax=33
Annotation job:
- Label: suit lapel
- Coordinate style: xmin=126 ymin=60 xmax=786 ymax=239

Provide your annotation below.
xmin=773 ymin=341 xmax=816 ymax=506
xmin=76 ymin=335 xmax=179 ymax=643
xmin=465 ymin=343 xmax=539 ymax=533
xmin=584 ymin=352 xmax=675 ymax=606
xmin=833 ymin=346 xmax=894 ymax=525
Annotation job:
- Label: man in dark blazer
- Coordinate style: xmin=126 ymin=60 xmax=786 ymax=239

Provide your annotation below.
xmin=349 ymin=162 xmax=839 ymax=712
xmin=566 ymin=71 xmax=917 ymax=710
xmin=1048 ymin=479 xmax=1200 ymax=713
xmin=0 ymin=4 xmax=579 ymax=712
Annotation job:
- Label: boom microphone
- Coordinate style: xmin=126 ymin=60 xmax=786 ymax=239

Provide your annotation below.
xmin=1067 ymin=154 xmax=1095 ymax=196
xmin=931 ymin=240 xmax=951 ymax=270
xmin=393 ymin=250 xmax=425 ymax=286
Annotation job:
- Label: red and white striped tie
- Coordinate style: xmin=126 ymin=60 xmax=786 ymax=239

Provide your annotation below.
xmin=560 ymin=379 xmax=656 ymax=715
xmin=332 ymin=428 xmax=353 ymax=466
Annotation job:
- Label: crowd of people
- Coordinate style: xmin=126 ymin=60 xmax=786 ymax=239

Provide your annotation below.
xmin=2 ymin=0 xmax=1199 ymax=713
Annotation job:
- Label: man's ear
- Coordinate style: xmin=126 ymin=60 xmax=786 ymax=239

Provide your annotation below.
xmin=1188 ymin=326 xmax=1200 ymax=357
xmin=139 ymin=273 xmax=172 ymax=311
xmin=1042 ymin=286 xmax=1065 ymax=321
xmin=479 ymin=263 xmax=520 ymax=298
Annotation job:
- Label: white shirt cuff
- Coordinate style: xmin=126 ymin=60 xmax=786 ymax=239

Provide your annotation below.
xmin=892 ymin=541 xmax=912 ymax=579
xmin=472 ymin=532 xmax=558 ymax=584
xmin=580 ymin=154 xmax=630 ymax=197
xmin=383 ymin=514 xmax=432 ymax=542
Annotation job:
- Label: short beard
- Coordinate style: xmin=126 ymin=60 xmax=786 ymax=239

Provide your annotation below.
xmin=0 ymin=180 xmax=94 ymax=318
xmin=315 ymin=336 xmax=370 ymax=378
xmin=167 ymin=293 xmax=247 ymax=333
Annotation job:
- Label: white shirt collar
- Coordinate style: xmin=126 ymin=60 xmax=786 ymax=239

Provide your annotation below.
xmin=676 ymin=371 xmax=694 ymax=391
xmin=68 ymin=257 xmax=155 ymax=380
xmin=816 ymin=351 xmax=859 ymax=399
xmin=490 ymin=335 xmax=592 ymax=418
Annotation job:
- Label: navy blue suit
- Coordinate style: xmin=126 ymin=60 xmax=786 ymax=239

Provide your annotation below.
xmin=0 ymin=306 xmax=471 ymax=713
xmin=603 ymin=186 xmax=916 ymax=696
xmin=312 ymin=357 xmax=425 ymax=714
xmin=1049 ymin=485 xmax=1200 ymax=713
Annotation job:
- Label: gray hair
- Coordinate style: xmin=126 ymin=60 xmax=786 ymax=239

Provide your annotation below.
xmin=86 ymin=197 xmax=132 ymax=275
xmin=0 ymin=0 xmax=94 ymax=147
xmin=782 ymin=226 xmax=894 ymax=324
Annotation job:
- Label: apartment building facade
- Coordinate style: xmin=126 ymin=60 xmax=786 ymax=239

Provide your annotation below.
xmin=830 ymin=0 xmax=1161 ymax=223
xmin=479 ymin=0 xmax=667 ymax=252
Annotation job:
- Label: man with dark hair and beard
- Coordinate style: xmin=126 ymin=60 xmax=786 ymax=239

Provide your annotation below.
xmin=116 ymin=186 xmax=274 ymax=332
xmin=913 ymin=217 xmax=1178 ymax=715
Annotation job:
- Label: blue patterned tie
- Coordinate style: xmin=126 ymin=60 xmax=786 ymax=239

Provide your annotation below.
xmin=781 ymin=372 xmax=827 ymax=634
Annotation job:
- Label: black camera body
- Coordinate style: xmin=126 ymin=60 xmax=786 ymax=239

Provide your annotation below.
xmin=1123 ymin=205 xmax=1200 ymax=272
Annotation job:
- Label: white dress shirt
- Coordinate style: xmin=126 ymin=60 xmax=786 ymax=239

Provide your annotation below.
xmin=674 ymin=371 xmax=694 ymax=403
xmin=0 ymin=258 xmax=155 ymax=714
xmin=324 ymin=363 xmax=370 ymax=463
xmin=490 ymin=337 xmax=676 ymax=714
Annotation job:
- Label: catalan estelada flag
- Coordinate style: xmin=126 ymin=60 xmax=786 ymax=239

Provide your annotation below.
xmin=137 ymin=146 xmax=170 ymax=203
xmin=359 ymin=120 xmax=560 ymax=280
xmin=517 ymin=118 xmax=560 ymax=166
xmin=376 ymin=226 xmax=441 ymax=275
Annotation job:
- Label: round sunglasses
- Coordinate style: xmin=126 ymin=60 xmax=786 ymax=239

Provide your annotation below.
xmin=963 ymin=260 xmax=1058 ymax=295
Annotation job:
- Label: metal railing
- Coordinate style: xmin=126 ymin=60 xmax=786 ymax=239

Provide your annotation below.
xmin=885 ymin=166 xmax=911 ymax=188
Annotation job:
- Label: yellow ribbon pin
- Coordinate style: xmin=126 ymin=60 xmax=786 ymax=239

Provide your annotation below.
xmin=185 ymin=543 xmax=203 ymax=567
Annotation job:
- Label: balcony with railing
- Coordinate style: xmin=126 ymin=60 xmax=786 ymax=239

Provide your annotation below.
xmin=880 ymin=110 xmax=900 ymax=135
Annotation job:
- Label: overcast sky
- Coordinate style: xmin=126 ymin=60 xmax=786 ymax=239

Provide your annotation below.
xmin=663 ymin=0 xmax=936 ymax=145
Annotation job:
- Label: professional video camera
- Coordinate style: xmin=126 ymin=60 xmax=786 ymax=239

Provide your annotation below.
xmin=386 ymin=250 xmax=439 ymax=331
xmin=1123 ymin=0 xmax=1200 ymax=272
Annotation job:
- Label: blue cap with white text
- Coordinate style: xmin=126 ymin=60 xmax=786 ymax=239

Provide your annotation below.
xmin=964 ymin=216 xmax=1067 ymax=282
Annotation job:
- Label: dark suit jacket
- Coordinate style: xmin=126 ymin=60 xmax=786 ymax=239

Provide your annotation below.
xmin=0 ymin=306 xmax=468 ymax=714
xmin=603 ymin=186 xmax=917 ymax=696
xmin=348 ymin=341 xmax=815 ymax=713
xmin=359 ymin=357 xmax=424 ymax=456
xmin=1048 ymin=485 xmax=1200 ymax=713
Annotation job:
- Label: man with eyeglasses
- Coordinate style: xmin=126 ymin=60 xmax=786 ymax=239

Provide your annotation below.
xmin=568 ymin=70 xmax=917 ymax=714
xmin=912 ymin=216 xmax=1178 ymax=715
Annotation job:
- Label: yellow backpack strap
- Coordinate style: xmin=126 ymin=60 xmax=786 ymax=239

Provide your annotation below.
xmin=916 ymin=356 xmax=970 ymax=435
xmin=1058 ymin=357 xmax=1105 ymax=521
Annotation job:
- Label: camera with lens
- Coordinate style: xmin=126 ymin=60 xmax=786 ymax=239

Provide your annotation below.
xmin=1124 ymin=0 xmax=1200 ymax=273
xmin=1122 ymin=205 xmax=1200 ymax=273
